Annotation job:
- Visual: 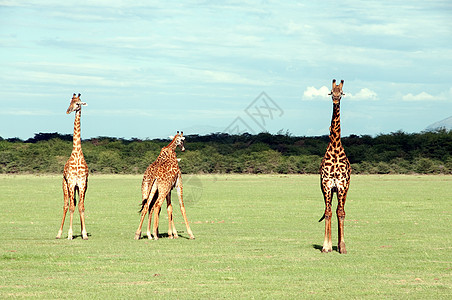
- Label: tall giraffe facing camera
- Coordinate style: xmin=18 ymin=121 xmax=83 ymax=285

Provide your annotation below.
xmin=319 ymin=79 xmax=351 ymax=254
xmin=57 ymin=93 xmax=89 ymax=240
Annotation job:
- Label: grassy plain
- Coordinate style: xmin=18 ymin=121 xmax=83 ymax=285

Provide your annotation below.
xmin=0 ymin=174 xmax=451 ymax=299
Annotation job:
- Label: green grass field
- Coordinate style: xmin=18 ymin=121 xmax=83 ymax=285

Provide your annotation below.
xmin=1 ymin=174 xmax=451 ymax=299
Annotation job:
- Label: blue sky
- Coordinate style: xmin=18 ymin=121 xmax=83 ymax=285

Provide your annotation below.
xmin=1 ymin=1 xmax=451 ymax=140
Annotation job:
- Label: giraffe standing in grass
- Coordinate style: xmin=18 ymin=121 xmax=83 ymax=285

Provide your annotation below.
xmin=135 ymin=131 xmax=194 ymax=240
xmin=57 ymin=93 xmax=89 ymax=240
xmin=143 ymin=157 xmax=180 ymax=240
xmin=319 ymin=79 xmax=351 ymax=254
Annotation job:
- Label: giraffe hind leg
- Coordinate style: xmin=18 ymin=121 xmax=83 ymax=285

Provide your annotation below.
xmin=135 ymin=182 xmax=158 ymax=240
xmin=57 ymin=178 xmax=70 ymax=239
xmin=146 ymin=190 xmax=159 ymax=239
xmin=166 ymin=192 xmax=178 ymax=239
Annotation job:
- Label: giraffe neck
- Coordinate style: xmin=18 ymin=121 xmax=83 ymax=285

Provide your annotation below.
xmin=157 ymin=137 xmax=178 ymax=162
xmin=166 ymin=135 xmax=179 ymax=151
xmin=72 ymin=110 xmax=83 ymax=153
xmin=329 ymin=102 xmax=342 ymax=145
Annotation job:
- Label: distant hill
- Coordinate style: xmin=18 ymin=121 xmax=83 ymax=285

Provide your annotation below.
xmin=425 ymin=116 xmax=452 ymax=131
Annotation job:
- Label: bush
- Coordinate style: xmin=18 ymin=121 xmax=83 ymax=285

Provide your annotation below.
xmin=1 ymin=130 xmax=451 ymax=174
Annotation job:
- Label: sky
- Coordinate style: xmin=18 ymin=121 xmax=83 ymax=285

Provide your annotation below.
xmin=1 ymin=0 xmax=451 ymax=140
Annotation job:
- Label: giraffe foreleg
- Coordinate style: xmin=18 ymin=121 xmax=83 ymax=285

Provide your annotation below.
xmin=135 ymin=182 xmax=158 ymax=240
xmin=176 ymin=176 xmax=194 ymax=239
xmin=337 ymin=188 xmax=349 ymax=254
xmin=78 ymin=181 xmax=88 ymax=240
xmin=57 ymin=178 xmax=70 ymax=239
xmin=321 ymin=187 xmax=333 ymax=253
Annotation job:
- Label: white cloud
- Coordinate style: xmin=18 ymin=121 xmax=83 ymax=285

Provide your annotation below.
xmin=303 ymin=86 xmax=330 ymax=99
xmin=347 ymin=88 xmax=378 ymax=101
xmin=401 ymin=87 xmax=452 ymax=102
xmin=303 ymin=86 xmax=378 ymax=101
xmin=402 ymin=92 xmax=434 ymax=101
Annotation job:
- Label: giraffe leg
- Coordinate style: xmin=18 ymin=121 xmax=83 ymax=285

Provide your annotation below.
xmin=321 ymin=187 xmax=333 ymax=253
xmin=146 ymin=204 xmax=155 ymax=240
xmin=166 ymin=192 xmax=178 ymax=239
xmin=143 ymin=180 xmax=154 ymax=239
xmin=57 ymin=178 xmax=69 ymax=239
xmin=176 ymin=176 xmax=194 ymax=239
xmin=78 ymin=181 xmax=88 ymax=240
xmin=135 ymin=182 xmax=158 ymax=240
xmin=67 ymin=185 xmax=76 ymax=240
xmin=167 ymin=192 xmax=178 ymax=239
xmin=337 ymin=188 xmax=348 ymax=254
xmin=152 ymin=188 xmax=169 ymax=241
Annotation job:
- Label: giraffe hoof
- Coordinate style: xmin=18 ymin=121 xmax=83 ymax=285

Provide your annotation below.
xmin=134 ymin=233 xmax=141 ymax=240
xmin=338 ymin=246 xmax=347 ymax=254
xmin=321 ymin=248 xmax=332 ymax=253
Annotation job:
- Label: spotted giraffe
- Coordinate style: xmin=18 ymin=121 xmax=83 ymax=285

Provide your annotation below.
xmin=134 ymin=131 xmax=195 ymax=240
xmin=143 ymin=155 xmax=180 ymax=240
xmin=57 ymin=93 xmax=89 ymax=240
xmin=319 ymin=79 xmax=351 ymax=254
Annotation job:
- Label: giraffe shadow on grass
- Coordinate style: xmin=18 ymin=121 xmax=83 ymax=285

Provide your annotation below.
xmin=63 ymin=233 xmax=92 ymax=240
xmin=141 ymin=232 xmax=192 ymax=240
xmin=312 ymin=244 xmax=338 ymax=252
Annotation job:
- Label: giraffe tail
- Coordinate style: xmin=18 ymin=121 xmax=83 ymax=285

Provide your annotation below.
xmin=139 ymin=188 xmax=159 ymax=213
xmin=318 ymin=214 xmax=326 ymax=222
xmin=139 ymin=199 xmax=147 ymax=213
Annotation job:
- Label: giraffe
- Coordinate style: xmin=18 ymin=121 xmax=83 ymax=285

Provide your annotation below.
xmin=134 ymin=131 xmax=195 ymax=240
xmin=143 ymin=157 xmax=180 ymax=240
xmin=56 ymin=93 xmax=89 ymax=240
xmin=319 ymin=79 xmax=351 ymax=254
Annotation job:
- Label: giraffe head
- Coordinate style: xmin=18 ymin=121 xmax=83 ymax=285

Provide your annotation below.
xmin=329 ymin=79 xmax=344 ymax=104
xmin=66 ymin=93 xmax=87 ymax=114
xmin=170 ymin=131 xmax=186 ymax=152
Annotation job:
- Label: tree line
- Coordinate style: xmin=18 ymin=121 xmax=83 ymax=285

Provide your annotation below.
xmin=1 ymin=130 xmax=451 ymax=175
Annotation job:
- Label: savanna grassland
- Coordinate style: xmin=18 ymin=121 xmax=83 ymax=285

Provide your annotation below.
xmin=1 ymin=174 xmax=451 ymax=299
